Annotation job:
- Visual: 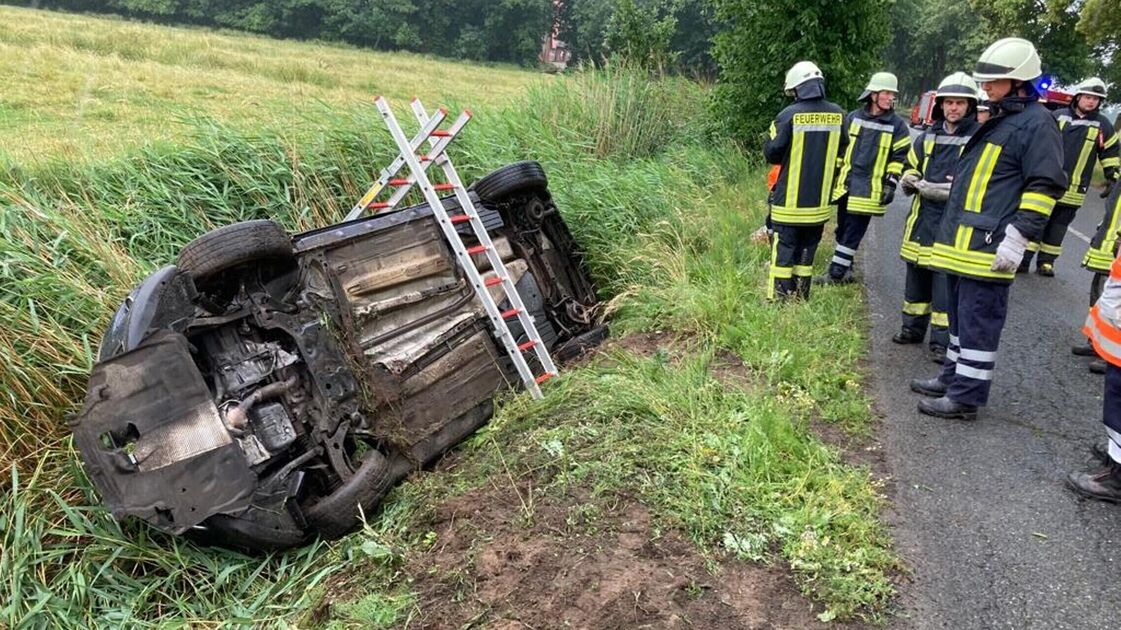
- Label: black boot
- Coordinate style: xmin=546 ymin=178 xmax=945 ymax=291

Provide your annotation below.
xmin=1091 ymin=358 xmax=1108 ymax=374
xmin=1036 ymin=261 xmax=1055 ymax=277
xmin=928 ymin=345 xmax=947 ymax=364
xmin=1091 ymin=441 xmax=1111 ymax=464
xmin=1017 ymin=252 xmax=1034 ymax=274
xmin=892 ymin=329 xmax=924 ymax=345
xmin=1072 ymin=341 xmax=1097 ymax=357
xmin=795 ymin=276 xmax=812 ymax=301
xmin=1066 ymin=462 xmax=1121 ymax=503
xmin=918 ymin=396 xmax=978 ymax=421
xmin=910 ymin=376 xmax=948 ymax=397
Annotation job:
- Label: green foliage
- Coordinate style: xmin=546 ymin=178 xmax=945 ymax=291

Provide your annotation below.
xmin=1077 ymin=0 xmax=1121 ymax=86
xmin=968 ymin=0 xmax=1098 ymax=84
xmin=885 ymin=0 xmax=992 ymax=99
xmin=604 ymin=0 xmax=678 ymax=71
xmin=709 ymin=0 xmax=893 ymax=145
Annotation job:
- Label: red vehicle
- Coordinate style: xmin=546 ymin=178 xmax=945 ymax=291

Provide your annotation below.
xmin=910 ymin=90 xmax=937 ymax=128
xmin=1041 ymin=87 xmax=1073 ymax=111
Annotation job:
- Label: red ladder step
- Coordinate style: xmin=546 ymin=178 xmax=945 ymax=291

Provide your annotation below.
xmin=449 ymin=214 xmax=472 ymax=224
xmin=367 ymin=201 xmax=391 ymax=209
xmin=388 ymin=178 xmax=410 ymax=186
xmin=534 ymin=373 xmax=555 ymax=384
xmin=518 ymin=340 xmax=537 ymax=352
xmin=466 ymin=244 xmax=487 ymax=255
xmin=484 ymin=276 xmax=503 ymax=287
xmin=432 ymin=183 xmax=456 ymax=191
xmin=500 ymin=308 xmax=519 ymax=319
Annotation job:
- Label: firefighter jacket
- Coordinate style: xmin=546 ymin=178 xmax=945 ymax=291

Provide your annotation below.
xmin=1083 ymin=252 xmax=1121 ymax=368
xmin=763 ymin=80 xmax=847 ymax=226
xmin=1053 ymin=106 xmax=1119 ymax=207
xmin=1085 ymin=182 xmax=1121 ymax=273
xmin=900 ymin=118 xmax=979 ymax=267
xmin=930 ymin=96 xmax=1068 ymax=283
xmin=832 ymin=107 xmax=911 ymax=215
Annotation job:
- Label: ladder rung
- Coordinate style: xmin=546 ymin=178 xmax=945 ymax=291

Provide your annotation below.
xmin=368 ymin=201 xmax=391 ymax=209
xmin=500 ymin=308 xmax=519 ymax=319
xmin=433 ymin=183 xmax=456 ymax=191
xmin=518 ymin=340 xmax=537 ymax=352
xmin=419 ymin=155 xmax=432 ymax=162
xmin=450 ymin=214 xmax=472 ymax=224
xmin=534 ymin=372 xmax=555 ymax=385
xmin=484 ymin=276 xmax=503 ymax=287
xmin=431 ymin=130 xmax=451 ymax=137
xmin=388 ymin=178 xmax=410 ymax=186
xmin=466 ymin=244 xmax=488 ymax=255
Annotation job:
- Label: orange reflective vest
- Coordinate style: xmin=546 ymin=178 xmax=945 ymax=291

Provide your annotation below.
xmin=1084 ymin=254 xmax=1121 ymax=368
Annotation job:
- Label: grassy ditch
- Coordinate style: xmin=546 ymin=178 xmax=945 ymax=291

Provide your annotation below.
xmin=1 ymin=65 xmax=895 ymax=626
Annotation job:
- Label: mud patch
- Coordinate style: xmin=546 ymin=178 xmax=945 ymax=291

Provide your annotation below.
xmin=404 ymin=482 xmax=865 ymax=629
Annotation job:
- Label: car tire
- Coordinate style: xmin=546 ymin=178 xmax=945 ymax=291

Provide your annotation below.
xmin=176 ymin=220 xmax=294 ymax=286
xmin=471 ymin=161 xmax=548 ymax=203
xmin=304 ymin=447 xmax=394 ymax=540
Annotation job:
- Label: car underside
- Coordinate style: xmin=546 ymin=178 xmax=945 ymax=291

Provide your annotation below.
xmin=71 ymin=162 xmax=605 ymax=551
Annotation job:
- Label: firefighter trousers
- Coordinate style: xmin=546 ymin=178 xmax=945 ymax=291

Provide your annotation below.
xmin=1105 ymin=363 xmax=1121 ymax=464
xmin=1024 ymin=203 xmax=1079 ymax=267
xmin=828 ymin=197 xmax=872 ymax=279
xmin=769 ymin=224 xmax=823 ymax=300
xmin=902 ymin=262 xmax=950 ymax=349
xmin=938 ymin=275 xmax=1011 ymax=407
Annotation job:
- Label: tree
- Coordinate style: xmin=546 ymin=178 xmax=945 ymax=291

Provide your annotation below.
xmin=1077 ymin=0 xmax=1121 ymax=87
xmin=967 ymin=0 xmax=1099 ymax=85
xmin=884 ymin=0 xmax=992 ymax=99
xmin=710 ymin=0 xmax=893 ymax=144
xmin=604 ymin=0 xmax=677 ymax=70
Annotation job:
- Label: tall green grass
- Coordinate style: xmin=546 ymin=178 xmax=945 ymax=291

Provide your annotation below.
xmin=0 ymin=66 xmax=894 ymax=626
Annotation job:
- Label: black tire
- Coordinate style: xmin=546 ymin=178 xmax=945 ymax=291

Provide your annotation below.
xmin=471 ymin=161 xmax=548 ymax=203
xmin=304 ymin=448 xmax=395 ymax=540
xmin=176 ymin=220 xmax=293 ymax=285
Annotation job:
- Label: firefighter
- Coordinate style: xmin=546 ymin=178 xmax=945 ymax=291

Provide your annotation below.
xmin=1021 ymin=77 xmax=1119 ymax=275
xmin=1066 ymin=247 xmax=1121 ymax=502
xmin=762 ymin=61 xmax=847 ymax=300
xmin=909 ymin=38 xmax=1067 ymax=420
xmin=1076 ymin=183 xmax=1121 ymax=374
xmin=821 ymin=72 xmax=911 ymax=283
xmin=895 ymin=72 xmax=980 ymax=363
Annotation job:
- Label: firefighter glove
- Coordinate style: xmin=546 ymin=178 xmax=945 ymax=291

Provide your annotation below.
xmin=881 ymin=175 xmax=899 ymax=205
xmin=901 ymin=172 xmax=920 ymax=196
xmin=915 ymin=180 xmax=952 ymax=202
xmin=991 ymin=224 xmax=1028 ymax=272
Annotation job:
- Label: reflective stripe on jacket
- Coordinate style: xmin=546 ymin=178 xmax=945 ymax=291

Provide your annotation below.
xmin=832 ymin=108 xmax=910 ymax=216
xmin=1084 ymin=254 xmax=1121 ymax=368
xmin=1053 ymin=107 xmax=1119 ymax=206
xmin=1085 ymin=182 xmax=1121 ymax=272
xmin=764 ymin=96 xmax=847 ymax=226
xmin=900 ymin=118 xmax=978 ymax=266
xmin=929 ymin=97 xmax=1067 ymax=283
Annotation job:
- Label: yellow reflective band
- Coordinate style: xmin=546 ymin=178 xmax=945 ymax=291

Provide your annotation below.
xmin=1070 ymin=129 xmax=1098 ymax=191
xmin=785 ymin=130 xmax=805 ymax=208
xmin=886 ymin=162 xmax=904 ymax=176
xmin=931 ymin=244 xmax=1014 ymax=280
xmin=793 ymin=265 xmax=814 ymax=277
xmin=931 ymin=311 xmax=949 ymax=327
xmin=1040 ymin=243 xmax=1062 ymax=256
xmin=1019 ymin=191 xmax=1056 ymax=217
xmin=771 ymin=266 xmax=794 ymax=279
xmin=1102 ymin=156 xmax=1120 ymax=169
xmin=965 ymin=143 xmax=1002 ymax=212
xmin=907 ymin=145 xmax=920 ymax=172
xmin=1105 ymin=133 xmax=1118 ymax=149
xmin=820 ymin=129 xmax=841 ymax=207
xmin=1025 ymin=241 xmax=1040 ymax=252
xmin=902 ymin=197 xmax=921 ymax=244
xmin=834 ymin=121 xmax=860 ymax=198
xmin=847 ymin=196 xmax=887 ymax=215
xmin=870 ymin=131 xmax=892 ymax=202
xmin=1060 ymin=190 xmax=1088 ymax=206
xmin=903 ymin=301 xmax=932 ymax=316
xmin=893 ymin=136 xmax=912 ymax=151
xmin=770 ymin=205 xmax=833 ymax=225
xmin=769 ymin=121 xmax=778 ymax=140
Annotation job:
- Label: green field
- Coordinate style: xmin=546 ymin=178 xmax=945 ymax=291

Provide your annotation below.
xmin=0 ymin=7 xmax=897 ymax=627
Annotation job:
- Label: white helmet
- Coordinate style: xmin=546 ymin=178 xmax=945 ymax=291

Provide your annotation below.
xmin=1074 ymin=77 xmax=1108 ymax=99
xmin=936 ymin=72 xmax=979 ymax=100
xmin=973 ymin=38 xmax=1041 ymax=82
xmin=859 ymin=72 xmax=898 ymax=101
xmin=785 ymin=61 xmax=824 ymax=91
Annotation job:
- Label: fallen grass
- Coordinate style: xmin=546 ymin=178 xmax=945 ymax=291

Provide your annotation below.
xmin=0 ymin=25 xmax=895 ymax=625
xmin=0 ymin=5 xmax=541 ymax=164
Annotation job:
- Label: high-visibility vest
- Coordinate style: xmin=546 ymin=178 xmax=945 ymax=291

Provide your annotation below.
xmin=1084 ymin=254 xmax=1121 ymax=368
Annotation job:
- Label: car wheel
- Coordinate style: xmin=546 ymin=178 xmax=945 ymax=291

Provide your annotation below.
xmin=304 ymin=447 xmax=395 ymax=540
xmin=176 ymin=220 xmax=294 ymax=287
xmin=471 ymin=161 xmax=548 ymax=203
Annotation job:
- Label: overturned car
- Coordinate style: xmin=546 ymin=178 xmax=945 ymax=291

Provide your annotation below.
xmin=71 ymin=162 xmax=604 ymax=551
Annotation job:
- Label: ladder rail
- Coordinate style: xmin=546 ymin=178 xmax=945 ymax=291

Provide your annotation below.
xmin=410 ymin=99 xmax=558 ymax=381
xmin=373 ymin=98 xmax=553 ymax=398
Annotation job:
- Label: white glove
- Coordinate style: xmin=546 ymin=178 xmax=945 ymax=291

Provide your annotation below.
xmin=917 ymin=181 xmax=951 ymax=202
xmin=991 ymin=224 xmax=1029 ymax=272
xmin=1098 ymin=277 xmax=1121 ymax=328
xmin=901 ymin=172 xmax=920 ymax=196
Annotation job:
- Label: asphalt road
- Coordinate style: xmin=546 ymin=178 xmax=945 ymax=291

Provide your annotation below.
xmin=861 ymin=179 xmax=1121 ymax=628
